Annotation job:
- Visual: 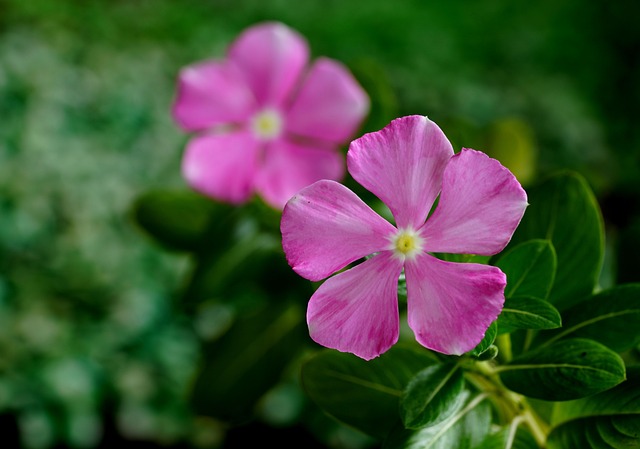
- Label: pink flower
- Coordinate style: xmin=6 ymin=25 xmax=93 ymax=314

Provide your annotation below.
xmin=172 ymin=22 xmax=370 ymax=209
xmin=281 ymin=115 xmax=528 ymax=360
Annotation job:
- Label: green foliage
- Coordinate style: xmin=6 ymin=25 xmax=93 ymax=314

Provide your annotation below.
xmin=132 ymin=189 xmax=230 ymax=252
xmin=469 ymin=321 xmax=499 ymax=357
xmin=497 ymin=296 xmax=562 ymax=335
xmin=301 ymin=345 xmax=438 ymax=440
xmin=498 ymin=338 xmax=626 ymax=401
xmin=383 ymin=395 xmax=491 ymax=449
xmin=507 ymin=172 xmax=605 ymax=310
xmin=535 ymin=284 xmax=640 ymax=353
xmin=400 ymin=363 xmax=466 ymax=429
xmin=494 ymin=239 xmax=557 ymax=300
xmin=191 ymin=301 xmax=307 ymax=422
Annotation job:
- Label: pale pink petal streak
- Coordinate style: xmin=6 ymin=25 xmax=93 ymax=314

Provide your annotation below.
xmin=255 ymin=139 xmax=345 ymax=210
xmin=181 ymin=131 xmax=259 ymax=204
xmin=307 ymin=252 xmax=404 ymax=360
xmin=347 ymin=116 xmax=454 ymax=229
xmin=404 ymin=255 xmax=506 ymax=355
xmin=228 ymin=22 xmax=309 ymax=106
xmin=281 ymin=180 xmax=396 ymax=282
xmin=421 ymin=149 xmax=528 ymax=255
xmin=172 ymin=61 xmax=256 ymax=131
xmin=286 ymin=58 xmax=370 ymax=143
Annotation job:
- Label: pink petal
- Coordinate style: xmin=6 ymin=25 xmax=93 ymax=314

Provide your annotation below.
xmin=307 ymin=252 xmax=404 ymax=360
xmin=228 ymin=22 xmax=309 ymax=106
xmin=172 ymin=60 xmax=256 ymax=131
xmin=347 ymin=116 xmax=454 ymax=229
xmin=404 ymin=255 xmax=506 ymax=355
xmin=281 ymin=180 xmax=396 ymax=282
xmin=420 ymin=149 xmax=528 ymax=255
xmin=181 ymin=131 xmax=260 ymax=204
xmin=254 ymin=139 xmax=345 ymax=210
xmin=286 ymin=58 xmax=370 ymax=144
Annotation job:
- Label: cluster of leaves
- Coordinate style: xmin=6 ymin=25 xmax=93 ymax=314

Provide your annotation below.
xmin=136 ymin=165 xmax=640 ymax=448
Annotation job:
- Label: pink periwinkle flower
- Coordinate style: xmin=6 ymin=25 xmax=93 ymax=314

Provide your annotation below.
xmin=172 ymin=22 xmax=370 ymax=209
xmin=281 ymin=115 xmax=528 ymax=360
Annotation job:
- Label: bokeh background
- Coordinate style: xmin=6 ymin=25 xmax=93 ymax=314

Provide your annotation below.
xmin=1 ymin=0 xmax=639 ymax=448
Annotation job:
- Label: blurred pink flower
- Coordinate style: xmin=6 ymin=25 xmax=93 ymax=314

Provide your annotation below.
xmin=172 ymin=22 xmax=369 ymax=209
xmin=281 ymin=115 xmax=528 ymax=360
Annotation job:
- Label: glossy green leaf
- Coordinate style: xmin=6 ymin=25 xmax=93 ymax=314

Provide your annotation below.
xmin=551 ymin=365 xmax=640 ymax=425
xmin=547 ymin=415 xmax=640 ymax=449
xmin=506 ymin=172 xmax=604 ymax=310
xmin=475 ymin=425 xmax=539 ymax=449
xmin=612 ymin=415 xmax=640 ymax=439
xmin=498 ymin=338 xmax=626 ymax=401
xmin=401 ymin=363 xmax=465 ymax=429
xmin=301 ymin=344 xmax=440 ymax=440
xmin=497 ymin=296 xmax=562 ymax=334
xmin=495 ymin=239 xmax=557 ymax=300
xmin=470 ymin=321 xmax=498 ymax=357
xmin=536 ymin=284 xmax=640 ymax=353
xmin=131 ymin=189 xmax=228 ymax=252
xmin=190 ymin=301 xmax=307 ymax=422
xmin=383 ymin=394 xmax=491 ymax=449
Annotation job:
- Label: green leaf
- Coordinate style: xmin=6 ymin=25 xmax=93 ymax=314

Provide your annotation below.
xmin=498 ymin=338 xmax=626 ymax=401
xmin=497 ymin=296 xmax=562 ymax=334
xmin=506 ymin=172 xmax=604 ymax=310
xmin=470 ymin=321 xmax=499 ymax=357
xmin=383 ymin=394 xmax=491 ymax=449
xmin=495 ymin=239 xmax=557 ymax=300
xmin=551 ymin=365 xmax=640 ymax=425
xmin=301 ymin=344 xmax=440 ymax=440
xmin=475 ymin=425 xmax=539 ymax=449
xmin=547 ymin=415 xmax=640 ymax=449
xmin=535 ymin=284 xmax=640 ymax=353
xmin=131 ymin=189 xmax=228 ymax=252
xmin=190 ymin=301 xmax=307 ymax=422
xmin=401 ymin=363 xmax=466 ymax=429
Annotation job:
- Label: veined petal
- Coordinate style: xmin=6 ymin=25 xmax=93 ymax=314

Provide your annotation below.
xmin=307 ymin=252 xmax=403 ymax=360
xmin=286 ymin=58 xmax=369 ymax=144
xmin=172 ymin=60 xmax=256 ymax=131
xmin=404 ymin=254 xmax=506 ymax=355
xmin=347 ymin=116 xmax=454 ymax=229
xmin=281 ymin=180 xmax=396 ymax=282
xmin=228 ymin=22 xmax=309 ymax=106
xmin=421 ymin=149 xmax=528 ymax=255
xmin=255 ymin=139 xmax=345 ymax=210
xmin=181 ymin=131 xmax=259 ymax=204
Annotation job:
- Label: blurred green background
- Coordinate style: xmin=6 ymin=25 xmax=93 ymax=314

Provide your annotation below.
xmin=1 ymin=0 xmax=639 ymax=448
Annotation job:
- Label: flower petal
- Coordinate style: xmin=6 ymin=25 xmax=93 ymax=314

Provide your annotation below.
xmin=404 ymin=255 xmax=506 ymax=355
xmin=255 ymin=139 xmax=345 ymax=210
xmin=281 ymin=180 xmax=396 ymax=282
xmin=181 ymin=131 xmax=260 ymax=204
xmin=172 ymin=60 xmax=256 ymax=131
xmin=228 ymin=22 xmax=309 ymax=106
xmin=307 ymin=252 xmax=403 ymax=360
xmin=347 ymin=116 xmax=454 ymax=229
xmin=421 ymin=149 xmax=528 ymax=255
xmin=286 ymin=58 xmax=370 ymax=143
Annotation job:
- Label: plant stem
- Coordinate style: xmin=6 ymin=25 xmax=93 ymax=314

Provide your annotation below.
xmin=464 ymin=361 xmax=549 ymax=447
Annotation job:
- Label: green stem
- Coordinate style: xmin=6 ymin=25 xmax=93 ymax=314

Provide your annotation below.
xmin=464 ymin=361 xmax=549 ymax=447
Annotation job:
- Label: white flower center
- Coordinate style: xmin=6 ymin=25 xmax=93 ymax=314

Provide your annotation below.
xmin=251 ymin=108 xmax=283 ymax=141
xmin=390 ymin=229 xmax=424 ymax=260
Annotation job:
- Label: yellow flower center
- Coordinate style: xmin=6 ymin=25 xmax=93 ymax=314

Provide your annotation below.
xmin=391 ymin=229 xmax=424 ymax=260
xmin=251 ymin=108 xmax=283 ymax=141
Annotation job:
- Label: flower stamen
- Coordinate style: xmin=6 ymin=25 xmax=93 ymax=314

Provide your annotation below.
xmin=391 ymin=229 xmax=424 ymax=260
xmin=251 ymin=108 xmax=283 ymax=141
